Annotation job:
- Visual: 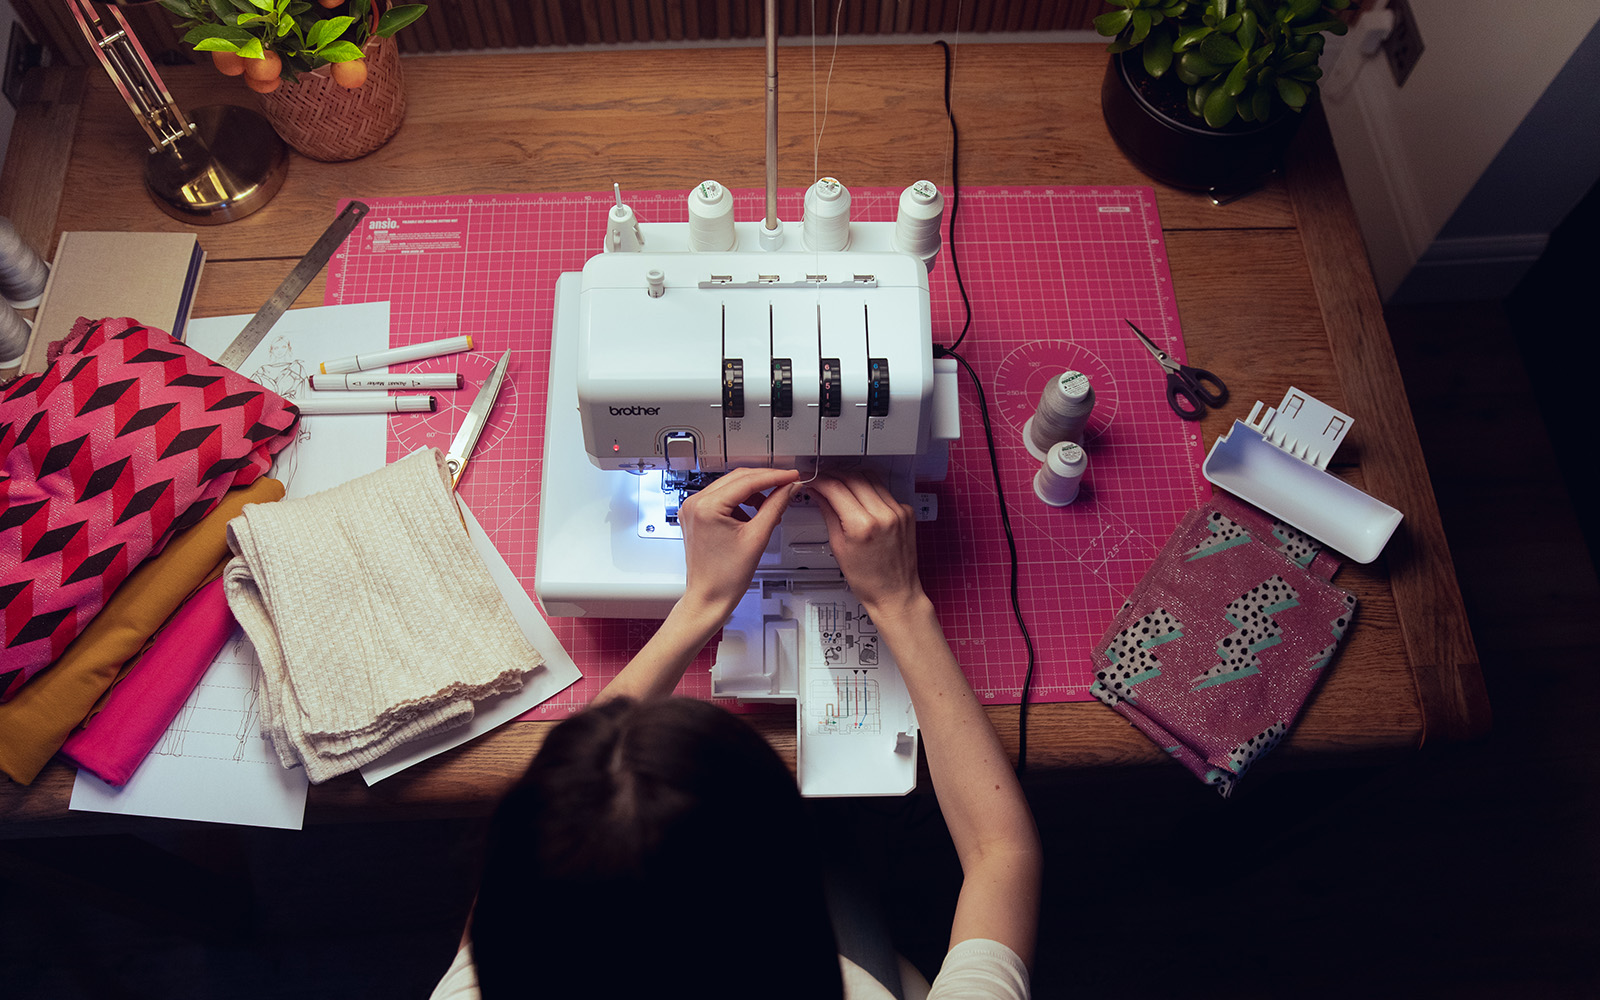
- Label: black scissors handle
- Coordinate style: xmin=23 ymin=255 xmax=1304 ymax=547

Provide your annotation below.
xmin=1165 ymin=366 xmax=1229 ymax=420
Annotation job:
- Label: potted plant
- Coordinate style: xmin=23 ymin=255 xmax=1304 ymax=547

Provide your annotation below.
xmin=1095 ymin=0 xmax=1351 ymax=195
xmin=160 ymin=0 xmax=428 ymax=161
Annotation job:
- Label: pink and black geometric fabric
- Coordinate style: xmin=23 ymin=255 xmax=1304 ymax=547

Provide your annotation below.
xmin=0 ymin=317 xmax=299 ymax=701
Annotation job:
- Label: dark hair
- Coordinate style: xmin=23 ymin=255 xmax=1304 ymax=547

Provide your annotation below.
xmin=471 ymin=697 xmax=843 ymax=998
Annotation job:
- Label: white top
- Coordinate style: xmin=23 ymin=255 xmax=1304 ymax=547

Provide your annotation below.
xmin=430 ymin=938 xmax=1030 ymax=1000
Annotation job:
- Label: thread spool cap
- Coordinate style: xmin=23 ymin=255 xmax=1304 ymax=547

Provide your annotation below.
xmin=1034 ymin=440 xmax=1088 ymax=507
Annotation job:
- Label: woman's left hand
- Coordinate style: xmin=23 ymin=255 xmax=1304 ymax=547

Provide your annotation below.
xmin=678 ymin=467 xmax=800 ymax=624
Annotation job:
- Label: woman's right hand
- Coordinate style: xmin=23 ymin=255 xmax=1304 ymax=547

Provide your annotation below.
xmin=807 ymin=473 xmax=928 ymax=625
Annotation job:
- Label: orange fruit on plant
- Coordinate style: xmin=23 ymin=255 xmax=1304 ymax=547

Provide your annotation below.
xmin=244 ymin=74 xmax=281 ymax=93
xmin=318 ymin=0 xmax=343 ymax=6
xmin=211 ymin=50 xmax=245 ymax=76
xmin=330 ymin=58 xmax=367 ymax=89
xmin=242 ymin=50 xmax=282 ymax=83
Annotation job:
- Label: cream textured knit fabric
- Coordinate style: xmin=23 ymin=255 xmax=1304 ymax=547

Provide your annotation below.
xmin=224 ymin=448 xmax=541 ymax=783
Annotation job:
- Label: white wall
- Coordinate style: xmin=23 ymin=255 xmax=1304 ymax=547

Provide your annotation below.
xmin=1320 ymin=0 xmax=1600 ymax=302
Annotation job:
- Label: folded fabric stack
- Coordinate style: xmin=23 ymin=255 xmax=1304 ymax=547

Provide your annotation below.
xmin=0 ymin=316 xmax=298 ymax=783
xmin=224 ymin=447 xmax=542 ymax=783
xmin=1089 ymin=492 xmax=1357 ymax=797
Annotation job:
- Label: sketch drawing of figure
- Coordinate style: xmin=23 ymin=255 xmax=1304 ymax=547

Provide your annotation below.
xmin=249 ymin=335 xmax=311 ymax=489
xmin=234 ymin=668 xmax=262 ymax=762
xmin=155 ymin=694 xmax=198 ymax=757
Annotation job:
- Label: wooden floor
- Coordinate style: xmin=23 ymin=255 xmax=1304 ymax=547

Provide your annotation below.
xmin=4 ymin=288 xmax=1598 ymax=994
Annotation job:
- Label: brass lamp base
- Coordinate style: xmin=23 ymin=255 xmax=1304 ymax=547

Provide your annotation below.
xmin=144 ymin=104 xmax=289 ymax=225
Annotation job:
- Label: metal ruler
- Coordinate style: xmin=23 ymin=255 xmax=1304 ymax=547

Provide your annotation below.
xmin=215 ymin=200 xmax=371 ymax=371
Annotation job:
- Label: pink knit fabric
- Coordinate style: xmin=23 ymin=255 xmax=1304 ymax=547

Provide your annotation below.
xmin=1 ymin=318 xmax=298 ymax=699
xmin=61 ymin=576 xmax=236 ymax=785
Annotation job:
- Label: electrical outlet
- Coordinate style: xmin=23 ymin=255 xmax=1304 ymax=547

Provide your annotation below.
xmin=1382 ymin=0 xmax=1424 ymax=86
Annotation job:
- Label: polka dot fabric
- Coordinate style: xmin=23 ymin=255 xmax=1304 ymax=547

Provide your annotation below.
xmin=1089 ymin=492 xmax=1356 ymax=797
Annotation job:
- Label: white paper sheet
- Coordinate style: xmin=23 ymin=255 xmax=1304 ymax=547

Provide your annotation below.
xmin=359 ymin=502 xmax=583 ymax=784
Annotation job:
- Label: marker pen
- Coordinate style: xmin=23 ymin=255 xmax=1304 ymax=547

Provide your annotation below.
xmin=295 ymin=393 xmax=436 ymax=415
xmin=319 ymin=334 xmax=473 ymax=375
xmin=309 ymin=372 xmax=464 ymax=391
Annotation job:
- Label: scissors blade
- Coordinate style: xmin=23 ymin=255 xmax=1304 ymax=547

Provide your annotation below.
xmin=1124 ymin=319 xmax=1173 ymax=370
xmin=445 ymin=350 xmax=510 ymax=490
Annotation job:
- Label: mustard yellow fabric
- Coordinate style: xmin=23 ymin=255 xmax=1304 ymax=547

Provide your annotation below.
xmin=0 ymin=478 xmax=284 ymax=785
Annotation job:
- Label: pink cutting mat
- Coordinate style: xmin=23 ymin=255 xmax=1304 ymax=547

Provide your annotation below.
xmin=323 ymin=186 xmax=1208 ymax=714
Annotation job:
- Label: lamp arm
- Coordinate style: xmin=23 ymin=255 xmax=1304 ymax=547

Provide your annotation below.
xmin=67 ymin=0 xmax=194 ymax=152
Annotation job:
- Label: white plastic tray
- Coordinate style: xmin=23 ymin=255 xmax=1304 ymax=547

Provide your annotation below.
xmin=1203 ymin=420 xmax=1402 ymax=564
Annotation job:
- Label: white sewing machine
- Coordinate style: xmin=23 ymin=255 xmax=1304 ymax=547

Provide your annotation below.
xmin=529 ymin=5 xmax=960 ymax=793
xmin=532 ymin=182 xmax=960 ymax=795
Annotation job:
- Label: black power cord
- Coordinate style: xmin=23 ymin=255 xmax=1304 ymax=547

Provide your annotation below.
xmin=931 ymin=39 xmax=1038 ymax=772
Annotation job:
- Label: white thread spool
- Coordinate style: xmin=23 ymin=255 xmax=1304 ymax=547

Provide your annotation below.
xmin=893 ymin=180 xmax=944 ymax=268
xmin=802 ymin=177 xmax=851 ymax=251
xmin=1034 ymin=440 xmax=1088 ymax=507
xmin=0 ymin=218 xmax=49 ymax=309
xmin=687 ymin=180 xmax=735 ymax=252
xmin=1023 ymin=370 xmax=1095 ymax=461
xmin=1 ymin=300 xmax=31 ymax=368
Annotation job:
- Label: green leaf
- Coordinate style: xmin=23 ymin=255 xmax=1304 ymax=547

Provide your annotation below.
xmin=1129 ymin=10 xmax=1153 ymax=45
xmin=1286 ymin=0 xmax=1319 ymax=19
xmin=307 ymin=14 xmax=355 ymax=50
xmin=1237 ymin=9 xmax=1258 ymax=50
xmin=1176 ymin=49 xmax=1221 ymax=84
xmin=1190 ymin=81 xmax=1211 ymax=118
xmin=1172 ymin=25 xmax=1211 ymax=52
xmin=316 ymin=40 xmax=365 ymax=62
xmin=1293 ymin=19 xmax=1345 ymax=35
xmin=1218 ymin=11 xmax=1241 ymax=32
xmin=376 ymin=5 xmax=429 ymax=37
xmin=1142 ymin=28 xmax=1175 ymax=76
xmin=192 ymin=37 xmax=243 ymax=53
xmin=1094 ymin=9 xmax=1133 ymax=37
xmin=1198 ymin=31 xmax=1244 ymax=63
xmin=245 ymin=0 xmax=272 ymax=10
xmin=158 ymin=0 xmax=201 ymax=19
xmin=1203 ymin=86 xmax=1237 ymax=127
xmin=1103 ymin=0 xmax=1137 ymax=7
xmin=1224 ymin=57 xmax=1249 ymax=96
xmin=236 ymin=37 xmax=264 ymax=59
xmin=1251 ymin=86 xmax=1274 ymax=121
xmin=1276 ymin=76 xmax=1308 ymax=108
xmin=183 ymin=22 xmax=254 ymax=44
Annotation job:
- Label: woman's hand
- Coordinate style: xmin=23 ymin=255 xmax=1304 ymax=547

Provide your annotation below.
xmin=678 ymin=467 xmax=801 ymax=625
xmin=807 ymin=473 xmax=927 ymax=625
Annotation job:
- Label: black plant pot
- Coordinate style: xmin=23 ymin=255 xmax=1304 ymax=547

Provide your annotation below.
xmin=1100 ymin=49 xmax=1306 ymax=196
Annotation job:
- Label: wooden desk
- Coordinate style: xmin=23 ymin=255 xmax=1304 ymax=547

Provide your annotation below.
xmin=0 ymin=44 xmax=1487 ymax=828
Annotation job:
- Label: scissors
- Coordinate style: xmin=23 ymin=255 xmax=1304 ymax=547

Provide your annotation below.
xmin=1125 ymin=319 xmax=1228 ymax=421
xmin=445 ymin=350 xmax=510 ymax=490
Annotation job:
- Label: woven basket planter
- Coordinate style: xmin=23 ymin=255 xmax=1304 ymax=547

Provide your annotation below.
xmin=256 ymin=33 xmax=406 ymax=162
